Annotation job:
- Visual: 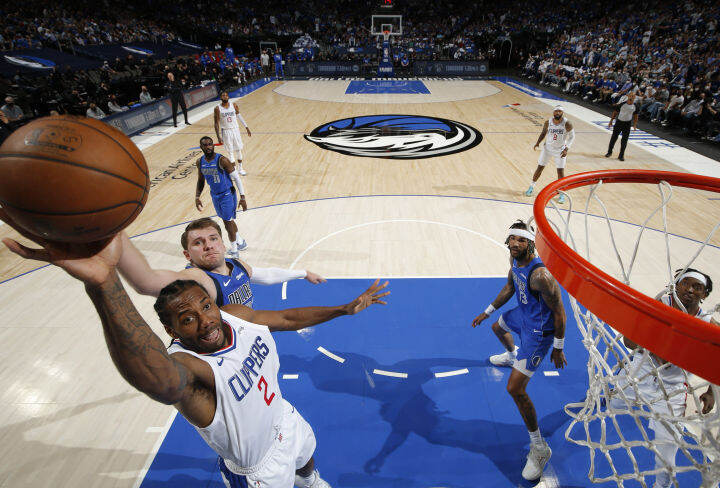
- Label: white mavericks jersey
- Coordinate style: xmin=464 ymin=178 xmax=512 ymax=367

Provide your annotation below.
xmin=219 ymin=103 xmax=240 ymax=130
xmin=544 ymin=116 xmax=567 ymax=152
xmin=168 ymin=310 xmax=283 ymax=469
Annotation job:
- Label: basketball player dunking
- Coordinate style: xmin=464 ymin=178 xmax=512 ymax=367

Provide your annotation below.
xmin=526 ymin=106 xmax=575 ymax=203
xmin=196 ymin=136 xmax=247 ymax=256
xmin=214 ymin=91 xmax=252 ymax=176
xmin=0 ymin=221 xmax=390 ymax=488
xmin=471 ymin=220 xmax=567 ymax=481
xmin=115 ymin=218 xmax=326 ymax=308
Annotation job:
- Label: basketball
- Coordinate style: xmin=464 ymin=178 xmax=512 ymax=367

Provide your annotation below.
xmin=0 ymin=115 xmax=149 ymax=242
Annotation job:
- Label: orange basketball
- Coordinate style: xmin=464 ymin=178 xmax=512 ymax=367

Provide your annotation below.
xmin=0 ymin=115 xmax=149 ymax=242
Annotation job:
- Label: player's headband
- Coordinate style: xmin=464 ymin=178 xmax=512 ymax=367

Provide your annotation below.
xmin=676 ymin=271 xmax=707 ymax=287
xmin=508 ymin=229 xmax=535 ymax=241
xmin=554 ymin=105 xmax=564 ymax=112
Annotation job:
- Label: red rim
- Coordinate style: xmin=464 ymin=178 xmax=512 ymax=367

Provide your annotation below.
xmin=533 ymin=170 xmax=720 ymax=384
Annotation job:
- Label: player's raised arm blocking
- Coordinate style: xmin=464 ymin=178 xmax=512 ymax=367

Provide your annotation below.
xmin=222 ymin=279 xmax=388 ymax=332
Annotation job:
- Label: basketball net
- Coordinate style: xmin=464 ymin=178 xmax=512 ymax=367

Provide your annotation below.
xmin=534 ymin=173 xmax=720 ymax=487
xmin=383 ymin=30 xmax=391 ymax=43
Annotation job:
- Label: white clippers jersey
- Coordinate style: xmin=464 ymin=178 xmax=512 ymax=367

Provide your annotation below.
xmin=631 ymin=295 xmax=714 ymax=390
xmin=168 ymin=310 xmax=283 ymax=469
xmin=544 ymin=116 xmax=568 ymax=152
xmin=218 ymin=103 xmax=240 ymax=130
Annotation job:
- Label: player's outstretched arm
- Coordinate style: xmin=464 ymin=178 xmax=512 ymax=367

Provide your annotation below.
xmin=86 ymin=271 xmax=203 ymax=406
xmin=530 ymin=267 xmax=567 ymax=368
xmin=0 ymin=217 xmax=206 ymax=408
xmin=240 ymin=260 xmax=326 ymax=286
xmin=116 ymin=231 xmax=215 ymax=298
xmin=223 ymin=279 xmax=389 ymax=332
xmin=472 ymin=269 xmax=514 ymax=327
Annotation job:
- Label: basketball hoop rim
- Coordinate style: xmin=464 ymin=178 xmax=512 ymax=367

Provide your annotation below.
xmin=533 ymin=169 xmax=720 ymax=384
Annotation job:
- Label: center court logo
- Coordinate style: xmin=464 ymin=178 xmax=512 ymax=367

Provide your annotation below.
xmin=304 ymin=115 xmax=482 ymax=159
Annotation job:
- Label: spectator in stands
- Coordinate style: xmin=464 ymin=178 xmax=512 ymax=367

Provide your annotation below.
xmin=139 ymin=86 xmax=154 ymax=104
xmin=108 ymin=94 xmax=128 ymax=113
xmin=86 ymin=102 xmax=106 ymax=119
xmin=660 ymin=89 xmax=685 ymax=126
xmin=678 ymin=93 xmax=705 ymax=131
xmin=1 ymin=96 xmax=24 ymax=121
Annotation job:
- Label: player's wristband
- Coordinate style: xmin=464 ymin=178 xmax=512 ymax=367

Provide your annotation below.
xmin=484 ymin=304 xmax=496 ymax=315
xmin=553 ymin=337 xmax=565 ymax=349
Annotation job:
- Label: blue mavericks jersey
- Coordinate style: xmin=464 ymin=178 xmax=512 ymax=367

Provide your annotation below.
xmin=200 ymin=153 xmax=233 ymax=195
xmin=511 ymin=256 xmax=553 ymax=331
xmin=273 ymin=53 xmax=282 ymax=63
xmin=188 ymin=258 xmax=253 ymax=307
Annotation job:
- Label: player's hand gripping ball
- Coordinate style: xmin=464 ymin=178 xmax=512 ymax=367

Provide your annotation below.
xmin=0 ymin=115 xmax=149 ymax=242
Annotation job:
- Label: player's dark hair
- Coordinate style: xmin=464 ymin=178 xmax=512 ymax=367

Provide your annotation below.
xmin=505 ymin=220 xmax=535 ymax=254
xmin=199 ymin=135 xmax=213 ymax=145
xmin=674 ymin=268 xmax=713 ymax=295
xmin=180 ymin=217 xmax=223 ymax=249
xmin=154 ymin=279 xmax=206 ymax=327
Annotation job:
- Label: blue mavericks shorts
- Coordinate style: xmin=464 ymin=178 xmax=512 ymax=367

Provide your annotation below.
xmin=211 ymin=189 xmax=237 ymax=222
xmin=219 ymin=457 xmax=249 ymax=487
xmin=498 ymin=306 xmax=554 ymax=377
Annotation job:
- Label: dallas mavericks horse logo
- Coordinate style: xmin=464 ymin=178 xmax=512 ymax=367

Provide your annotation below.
xmin=304 ymin=115 xmax=482 ymax=159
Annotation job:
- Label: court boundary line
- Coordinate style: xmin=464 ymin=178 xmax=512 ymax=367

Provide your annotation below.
xmin=3 ymin=193 xmax=718 ymax=286
xmin=280 ymin=218 xmax=507 ymax=300
xmin=132 ymin=410 xmax=178 ymax=488
xmin=271 ymin=79 xmax=502 ymax=104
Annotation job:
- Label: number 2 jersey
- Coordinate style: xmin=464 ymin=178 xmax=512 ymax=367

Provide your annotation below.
xmin=544 ymin=116 xmax=568 ymax=153
xmin=167 ymin=310 xmax=283 ymax=469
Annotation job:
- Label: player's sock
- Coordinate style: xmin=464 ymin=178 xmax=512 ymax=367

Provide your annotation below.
xmin=528 ymin=429 xmax=544 ymax=448
xmin=529 ymin=181 xmax=536 ymax=190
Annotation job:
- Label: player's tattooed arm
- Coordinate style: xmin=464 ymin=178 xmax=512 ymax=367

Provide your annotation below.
xmin=534 ymin=120 xmax=549 ymax=149
xmin=531 ymin=267 xmax=568 ymax=367
xmin=530 ymin=267 xmax=566 ymax=338
xmin=472 ymin=270 xmax=514 ymax=327
xmin=493 ymin=269 xmax=516 ymax=309
xmin=86 ymin=271 xmax=201 ymax=405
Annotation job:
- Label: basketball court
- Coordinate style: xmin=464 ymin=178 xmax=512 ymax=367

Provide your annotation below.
xmin=0 ymin=77 xmax=718 ymax=487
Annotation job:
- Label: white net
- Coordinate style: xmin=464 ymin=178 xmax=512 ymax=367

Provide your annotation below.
xmin=538 ymin=178 xmax=720 ymax=487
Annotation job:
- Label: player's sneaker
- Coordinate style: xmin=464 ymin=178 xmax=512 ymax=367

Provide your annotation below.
xmin=558 ymin=193 xmax=566 ymax=204
xmin=524 ymin=186 xmax=534 ymax=197
xmin=295 ymin=470 xmax=331 ymax=488
xmin=522 ymin=440 xmax=552 ymax=480
xmin=489 ymin=346 xmax=518 ymax=366
xmin=239 ymin=167 xmax=247 ymax=176
xmin=236 ymin=239 xmax=248 ymax=251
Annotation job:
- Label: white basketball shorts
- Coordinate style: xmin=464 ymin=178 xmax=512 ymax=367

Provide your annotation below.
xmin=220 ymin=399 xmax=316 ymax=488
xmin=538 ymin=147 xmax=566 ymax=169
xmin=221 ymin=128 xmax=244 ymax=160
